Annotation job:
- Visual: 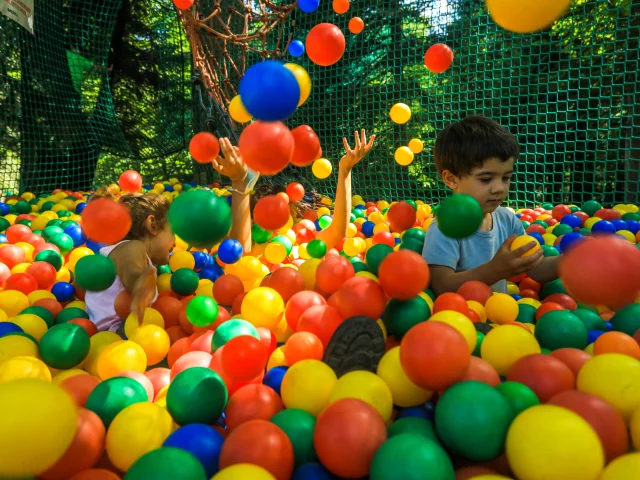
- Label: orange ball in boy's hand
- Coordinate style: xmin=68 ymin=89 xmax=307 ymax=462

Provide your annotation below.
xmin=82 ymin=198 xmax=132 ymax=245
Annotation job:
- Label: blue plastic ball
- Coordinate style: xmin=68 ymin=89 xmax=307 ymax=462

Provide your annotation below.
xmin=226 ymin=196 xmax=232 ymax=206
xmin=199 ymin=264 xmax=224 ymax=282
xmin=163 ymin=424 xmax=224 ymax=477
xmin=605 ymin=321 xmax=613 ymax=331
xmin=0 ymin=322 xmax=23 ymax=338
xmin=85 ymin=238 xmax=106 ymax=253
xmin=217 ymin=239 xmax=243 ymax=264
xmin=0 ymin=234 xmax=7 ymax=243
xmin=263 ymin=366 xmax=288 ymax=396
xmin=626 ymin=220 xmax=640 ymax=234
xmin=395 ymin=406 xmax=429 ymax=420
xmin=0 ymin=203 xmax=9 ymax=216
xmin=528 ymin=232 xmax=544 ymax=246
xmin=298 ymin=0 xmax=320 ymax=13
xmin=587 ymin=329 xmax=605 ymax=344
xmin=361 ymin=221 xmax=375 ymax=237
xmin=238 ymin=60 xmax=300 ymax=122
xmin=288 ymin=40 xmax=305 ymax=57
xmin=511 ymin=294 xmax=522 ymax=301
xmin=51 ymin=282 xmax=75 ymax=302
xmin=165 ymin=185 xmax=174 ymax=193
xmin=560 ymin=214 xmax=582 ymax=229
xmin=559 ymin=231 xmax=585 ymax=253
xmin=75 ymin=202 xmax=87 ymax=214
xmin=192 ymin=251 xmax=210 ymax=270
xmin=592 ymin=220 xmax=616 ymax=234
xmin=611 ymin=219 xmax=629 ymax=231
xmin=64 ymin=225 xmax=87 ymax=248
xmin=293 ymin=463 xmax=335 ymax=480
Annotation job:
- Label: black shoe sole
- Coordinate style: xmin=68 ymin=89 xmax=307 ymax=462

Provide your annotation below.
xmin=322 ymin=316 xmax=386 ymax=377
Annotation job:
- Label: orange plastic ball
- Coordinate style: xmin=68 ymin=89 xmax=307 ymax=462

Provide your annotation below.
xmin=424 ymin=43 xmax=454 ymax=73
xmin=378 ymin=250 xmax=430 ymax=300
xmin=315 ymin=256 xmax=355 ymax=295
xmin=238 ymin=121 xmax=294 ymax=175
xmin=348 ymin=17 xmax=365 ymax=34
xmin=335 ymin=276 xmax=386 ymax=320
xmin=189 ymin=132 xmax=220 ymax=164
xmin=507 ymin=353 xmax=575 ymax=402
xmin=212 ymin=274 xmax=244 ymax=306
xmin=594 ymin=331 xmax=640 ymax=359
xmin=387 ymin=201 xmax=416 ymax=232
xmin=283 ymin=332 xmax=324 ymax=365
xmin=291 ymin=125 xmax=322 ymax=167
xmin=81 ymin=198 xmax=132 ymax=245
xmin=254 ymin=195 xmax=291 ymax=231
xmin=285 ymin=182 xmax=305 ymax=202
xmin=305 ymin=23 xmax=346 ymax=67
xmin=224 ymin=384 xmax=284 ymax=431
xmin=297 ymin=305 xmax=344 ymax=348
xmin=457 ymin=280 xmax=493 ymax=305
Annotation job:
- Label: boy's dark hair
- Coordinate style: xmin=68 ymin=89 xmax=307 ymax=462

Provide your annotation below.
xmin=434 ymin=116 xmax=519 ymax=176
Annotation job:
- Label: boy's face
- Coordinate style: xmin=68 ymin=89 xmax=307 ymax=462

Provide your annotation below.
xmin=442 ymin=157 xmax=515 ymax=214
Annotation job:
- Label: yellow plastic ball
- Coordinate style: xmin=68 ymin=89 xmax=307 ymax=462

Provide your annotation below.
xmin=0 ymin=356 xmax=51 ymax=382
xmin=394 ymin=146 xmax=415 ymax=166
xmin=267 ymin=345 xmax=289 ymax=370
xmin=30 ymin=215 xmax=51 ymax=231
xmin=241 ymin=287 xmax=285 ymax=329
xmin=481 ymin=324 xmax=541 ymax=376
xmin=343 ymin=238 xmax=363 ymax=257
xmin=124 ymin=307 xmax=165 ymax=338
xmin=284 ymin=63 xmax=312 ymax=106
xmin=84 ymin=331 xmax=122 ymax=377
xmin=506 ymin=405 xmax=604 ymax=480
xmin=129 ymin=325 xmax=170 ymax=366
xmin=390 ymin=102 xmax=412 ymax=124
xmin=6 ymin=314 xmax=48 ymax=342
xmin=56 ymin=266 xmax=71 ymax=283
xmin=317 ymin=206 xmax=331 ymax=218
xmin=265 ymin=242 xmax=288 ymax=264
xmin=0 ymin=334 xmax=39 ymax=364
xmin=429 ymin=310 xmax=477 ymax=353
xmin=312 ymin=158 xmax=333 ymax=179
xmin=273 ymin=316 xmax=294 ymax=344
xmin=0 ymin=290 xmax=29 ymax=317
xmin=298 ymin=258 xmax=321 ymax=290
xmin=408 ymin=138 xmax=424 ymax=154
xmin=506 ymin=281 xmax=520 ymax=295
xmin=213 ymin=464 xmax=276 ymax=480
xmin=329 ymin=370 xmax=393 ymax=423
xmin=11 ymin=262 xmax=31 ymax=274
xmin=542 ymin=233 xmax=557 ymax=246
xmin=517 ymin=297 xmax=541 ymax=309
xmin=486 ymin=0 xmax=573 ymax=34
xmin=169 ymin=250 xmax=195 ymax=271
xmin=97 ymin=340 xmax=147 ymax=380
xmin=577 ymin=353 xmax=640 ymax=422
xmin=618 ymin=230 xmax=636 ymax=243
xmin=510 ymin=234 xmax=540 ymax=257
xmin=69 ymin=247 xmax=94 ymax=263
xmin=485 ymin=293 xmax=518 ymax=325
xmin=281 ymin=359 xmax=337 ymax=416
xmin=467 ymin=300 xmax=487 ymax=322
xmin=377 ymin=346 xmax=432 ymax=407
xmin=0 ymin=379 xmax=78 ymax=477
xmin=3 ymin=213 xmax=16 ymax=225
xmin=228 ymin=95 xmax=252 ymax=123
xmin=106 ymin=402 xmax=173 ymax=472
xmin=52 ymin=368 xmax=88 ymax=385
xmin=600 ymin=453 xmax=640 ymax=480
xmin=417 ymin=291 xmax=435 ymax=311
xmin=65 ymin=300 xmax=86 ymax=311
xmin=196 ymin=280 xmax=214 ymax=298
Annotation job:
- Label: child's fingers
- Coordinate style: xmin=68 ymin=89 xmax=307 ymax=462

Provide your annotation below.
xmin=354 ymin=131 xmax=361 ymax=150
xmin=211 ymin=159 xmax=224 ymax=174
xmin=366 ymin=134 xmax=376 ymax=150
xmin=511 ymin=241 xmax=539 ymax=258
xmin=342 ymin=137 xmax=352 ymax=154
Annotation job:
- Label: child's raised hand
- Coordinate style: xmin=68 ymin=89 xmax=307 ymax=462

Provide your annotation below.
xmin=212 ymin=138 xmax=248 ymax=184
xmin=340 ymin=129 xmax=376 ymax=172
xmin=131 ymin=266 xmax=157 ymax=326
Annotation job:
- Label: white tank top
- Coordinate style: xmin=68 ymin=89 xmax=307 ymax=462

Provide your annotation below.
xmin=85 ymin=241 xmax=158 ymax=332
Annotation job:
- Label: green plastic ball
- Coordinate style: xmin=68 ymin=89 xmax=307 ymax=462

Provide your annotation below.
xmin=610 ymin=304 xmax=640 ymax=336
xmin=318 ymin=215 xmax=332 ymax=230
xmin=86 ymin=376 xmax=148 ymax=427
xmin=60 ymin=220 xmax=78 ymax=229
xmin=572 ymin=308 xmax=607 ymax=331
xmin=534 ymin=310 xmax=588 ymax=350
xmin=532 ymin=220 xmax=549 ymax=228
xmin=271 ymin=408 xmax=317 ymax=466
xmin=435 ymin=381 xmax=514 ymax=461
xmin=581 ymin=201 xmax=602 ymax=216
xmin=552 ymin=224 xmax=573 ymax=237
xmin=74 ymin=255 xmax=117 ymax=291
xmin=16 ymin=219 xmax=32 ymax=227
xmin=124 ymin=447 xmax=207 ymax=480
xmin=157 ymin=264 xmax=171 ymax=275
xmin=516 ymin=304 xmax=537 ymax=324
xmin=42 ymin=225 xmax=64 ymax=242
xmin=34 ymin=250 xmax=63 ymax=271
xmin=402 ymin=228 xmax=426 ymax=244
xmin=405 ymin=200 xmax=418 ymax=210
xmin=20 ymin=306 xmax=55 ymax=328
xmin=56 ymin=307 xmax=89 ymax=324
xmin=41 ymin=201 xmax=55 ymax=211
xmin=539 ymin=278 xmax=567 ymax=299
xmin=170 ymin=268 xmax=199 ymax=296
xmin=212 ymin=319 xmax=259 ymax=351
xmin=365 ymin=243 xmax=394 ymax=276
xmin=272 ymin=235 xmax=293 ymax=255
xmin=57 ymin=210 xmax=72 ymax=218
xmin=540 ymin=202 xmax=554 ymax=210
xmin=168 ymin=189 xmax=232 ymax=248
xmin=351 ymin=259 xmax=369 ymax=273
xmin=387 ymin=417 xmax=439 ymax=443
xmin=166 ymin=367 xmax=228 ymax=425
xmin=472 ymin=331 xmax=484 ymax=357
xmin=435 ymin=194 xmax=483 ymax=239
xmin=399 ymin=239 xmax=424 ymax=254
xmin=351 ymin=208 xmax=365 ymax=219
xmin=0 ymin=217 xmax=9 ymax=233
xmin=252 ymin=223 xmax=272 ymax=244
xmin=185 ymin=296 xmax=219 ymax=327
xmin=495 ymin=381 xmax=540 ymax=416
xmin=49 ymin=232 xmax=74 ymax=255
xmin=383 ymin=296 xmax=431 ymax=338
xmin=541 ymin=245 xmax=559 ymax=257
xmin=15 ymin=200 xmax=32 ymax=214
xmin=622 ymin=212 xmax=640 ymax=222
xmin=46 ymin=219 xmax=63 ymax=228
xmin=39 ymin=323 xmax=90 ymax=369
xmin=370 ymin=434 xmax=455 ymax=480
xmin=306 ymin=239 xmax=327 ymax=258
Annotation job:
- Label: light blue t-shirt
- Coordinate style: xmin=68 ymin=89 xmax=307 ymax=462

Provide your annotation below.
xmin=422 ymin=207 xmax=525 ymax=293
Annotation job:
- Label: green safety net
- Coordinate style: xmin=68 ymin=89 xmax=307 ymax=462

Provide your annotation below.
xmin=0 ymin=0 xmax=192 ymax=195
xmin=277 ymin=0 xmax=640 ymax=206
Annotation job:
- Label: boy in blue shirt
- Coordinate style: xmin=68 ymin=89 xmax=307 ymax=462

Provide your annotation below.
xmin=423 ymin=116 xmax=560 ymax=294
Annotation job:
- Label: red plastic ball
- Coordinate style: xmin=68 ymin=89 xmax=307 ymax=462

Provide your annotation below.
xmin=290 ymin=125 xmax=322 ymax=167
xmin=335 ymin=276 xmax=386 ymax=320
xmin=21 ymin=233 xmax=45 ymax=248
xmin=212 ymin=274 xmax=244 ymax=306
xmin=0 ymin=244 xmax=26 ymax=269
xmin=186 ymin=331 xmax=215 ymax=354
xmin=25 ymin=261 xmax=57 ymax=290
xmin=172 ymin=0 xmax=194 ymax=9
xmin=34 ymin=242 xmax=60 ymax=256
xmin=151 ymin=296 xmax=182 ymax=329
xmin=221 ymin=335 xmax=267 ymax=381
xmin=118 ymin=170 xmax=143 ymax=193
xmin=225 ymin=384 xmax=284 ymax=431
xmin=254 ymin=195 xmax=291 ymax=231
xmin=285 ymin=290 xmax=326 ymax=330
xmin=372 ymin=231 xmax=395 ymax=247
xmin=81 ymin=198 xmax=132 ymax=245
xmin=145 ymin=368 xmax=171 ymax=400
xmin=34 ymin=298 xmax=63 ymax=320
xmin=348 ymin=17 xmax=365 ymax=34
xmin=316 ymin=256 xmax=355 ymax=295
xmin=399 ymin=321 xmax=470 ymax=391
xmin=519 ymin=277 xmax=541 ymax=294
xmin=559 ymin=235 xmax=640 ymax=309
xmin=378 ymin=250 xmax=430 ymax=300
xmin=297 ymin=305 xmax=344 ymax=348
xmin=313 ymin=399 xmax=387 ymax=479
xmin=543 ymin=293 xmax=577 ymax=311
xmin=283 ymin=331 xmax=324 ymax=364
xmin=424 ymin=43 xmax=454 ymax=73
xmin=295 ymin=228 xmax=316 ymax=245
xmin=433 ymin=292 xmax=469 ymax=316
xmin=535 ymin=302 xmax=565 ymax=321
xmin=460 ymin=356 xmax=500 ymax=387
xmin=113 ymin=290 xmax=132 ymax=320
xmin=4 ymin=272 xmax=38 ymax=294
xmin=0 ymin=263 xmax=9 ymax=285
xmin=507 ymin=353 xmax=575 ymax=403
xmin=305 ymin=23 xmax=346 ymax=67
xmin=169 ymin=351 xmax=212 ymax=380
xmin=457 ymin=280 xmax=493 ymax=305
xmin=262 ymin=267 xmax=304 ymax=303
xmin=548 ymin=390 xmax=629 ymax=462
xmin=219 ymin=420 xmax=294 ymax=480
xmin=6 ymin=224 xmax=32 ymax=244
xmin=551 ymin=204 xmax=571 ymax=220
xmin=238 ymin=121 xmax=294 ymax=175
xmin=549 ymin=348 xmax=592 ymax=377
xmin=189 ymin=132 xmax=220 ymax=164
xmin=285 ymin=183 xmax=305 ymax=202
xmin=256 ymin=327 xmax=277 ymax=358
xmin=387 ymin=202 xmax=417 ymax=232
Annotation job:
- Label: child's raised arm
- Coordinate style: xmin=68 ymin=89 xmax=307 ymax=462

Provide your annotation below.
xmin=212 ymin=138 xmax=252 ymax=252
xmin=317 ymin=129 xmax=375 ymax=250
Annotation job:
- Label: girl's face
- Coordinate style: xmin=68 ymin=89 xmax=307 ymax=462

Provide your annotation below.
xmin=148 ymin=222 xmax=175 ymax=265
